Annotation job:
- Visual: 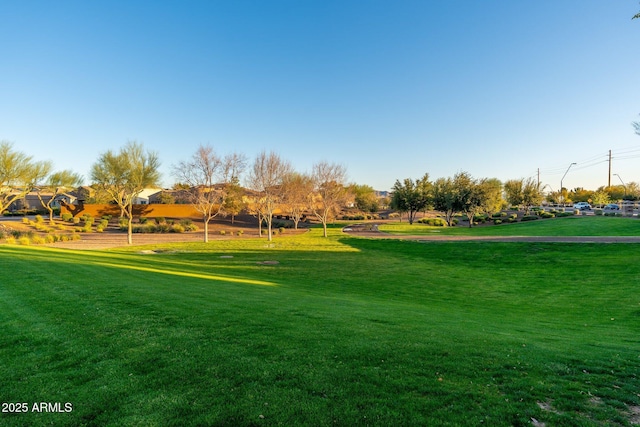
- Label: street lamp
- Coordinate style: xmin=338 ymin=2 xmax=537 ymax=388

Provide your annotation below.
xmin=560 ymin=163 xmax=576 ymax=206
xmin=613 ymin=173 xmax=626 ymax=195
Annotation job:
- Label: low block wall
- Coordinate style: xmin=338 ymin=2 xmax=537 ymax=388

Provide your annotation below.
xmin=60 ymin=203 xmax=202 ymax=219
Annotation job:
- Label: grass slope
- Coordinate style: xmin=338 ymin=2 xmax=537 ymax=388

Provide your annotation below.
xmin=379 ymin=215 xmax=640 ymax=236
xmin=1 ymin=228 xmax=639 ymax=426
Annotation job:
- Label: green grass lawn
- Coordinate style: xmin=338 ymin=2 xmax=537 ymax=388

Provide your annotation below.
xmin=379 ymin=215 xmax=640 ymax=236
xmin=1 ymin=227 xmax=639 ymax=426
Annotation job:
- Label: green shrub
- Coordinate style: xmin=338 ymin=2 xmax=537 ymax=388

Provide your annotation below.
xmin=155 ymin=217 xmax=166 ymax=225
xmin=185 ymin=224 xmax=198 ymax=232
xmin=418 ymin=218 xmax=447 ymax=227
xmin=95 ymin=225 xmax=104 ymax=233
xmin=279 ymin=227 xmax=285 ymax=233
xmin=508 ymin=214 xmax=518 ymax=220
xmin=71 ymin=233 xmax=81 ymax=241
xmin=22 ymin=217 xmax=30 ymax=224
xmin=18 ymin=236 xmax=31 ymax=245
xmin=180 ymin=219 xmax=193 ymax=227
xmin=35 ymin=214 xmax=44 ymax=223
xmin=237 ymin=230 xmax=244 ymax=236
xmin=61 ymin=212 xmax=73 ymax=221
xmin=493 ymin=219 xmax=502 ymax=225
xmin=31 ymin=236 xmax=45 ymax=245
xmin=170 ymin=224 xmax=185 ymax=233
xmin=139 ymin=217 xmax=149 ymax=224
xmin=72 ymin=217 xmax=80 ymax=224
xmin=573 ymin=209 xmax=580 ymax=215
xmin=44 ymin=234 xmax=56 ymax=244
xmin=220 ymin=230 xmax=226 ymax=235
xmin=521 ymin=215 xmax=539 ymax=222
xmin=6 ymin=237 xmax=16 ymax=244
xmin=539 ymin=212 xmax=555 ymax=219
xmin=556 ymin=211 xmax=574 ymax=217
xmin=594 ymin=209 xmax=603 ymax=216
xmin=156 ymin=224 xmax=170 ymax=233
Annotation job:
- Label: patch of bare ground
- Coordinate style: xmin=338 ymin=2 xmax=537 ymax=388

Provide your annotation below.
xmin=629 ymin=405 xmax=640 ymax=425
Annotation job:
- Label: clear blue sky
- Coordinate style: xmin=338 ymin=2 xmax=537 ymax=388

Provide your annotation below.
xmin=2 ymin=1 xmax=639 ymax=192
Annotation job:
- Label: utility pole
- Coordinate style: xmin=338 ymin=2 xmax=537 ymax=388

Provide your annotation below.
xmin=608 ymin=150 xmax=612 ymax=187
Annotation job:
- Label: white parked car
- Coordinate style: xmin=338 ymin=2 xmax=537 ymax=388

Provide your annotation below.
xmin=573 ymin=202 xmax=592 ymax=211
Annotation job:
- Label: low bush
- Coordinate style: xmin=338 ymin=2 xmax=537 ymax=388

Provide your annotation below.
xmin=18 ymin=237 xmax=31 ymax=245
xmin=555 ymin=211 xmax=574 ymax=217
xmin=5 ymin=237 xmax=16 ymax=244
xmin=170 ymin=224 xmax=185 ymax=233
xmin=539 ymin=212 xmax=555 ymax=219
xmin=22 ymin=217 xmax=30 ymax=224
xmin=279 ymin=227 xmax=285 ymax=234
xmin=61 ymin=213 xmax=73 ymax=222
xmin=237 ymin=230 xmax=244 ymax=236
xmin=521 ymin=215 xmax=539 ymax=222
xmin=155 ymin=217 xmax=166 ymax=225
xmin=220 ymin=230 xmax=226 ymax=235
xmin=31 ymin=236 xmax=45 ymax=245
xmin=493 ymin=219 xmax=502 ymax=225
xmin=73 ymin=217 xmax=80 ymax=225
xmin=418 ymin=218 xmax=447 ymax=227
xmin=508 ymin=214 xmax=518 ymax=220
xmin=35 ymin=215 xmax=44 ymax=223
xmin=594 ymin=209 xmax=603 ymax=216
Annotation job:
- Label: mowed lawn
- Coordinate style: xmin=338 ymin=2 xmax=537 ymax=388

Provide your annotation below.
xmin=379 ymin=214 xmax=640 ymax=236
xmin=1 ymin=226 xmax=639 ymax=426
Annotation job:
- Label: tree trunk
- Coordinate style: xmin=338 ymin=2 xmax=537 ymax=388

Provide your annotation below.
xmin=267 ymin=214 xmax=273 ymax=242
xmin=127 ymin=216 xmax=133 ymax=245
xmin=203 ymin=215 xmax=209 ymax=243
xmin=322 ymin=221 xmax=328 ymax=237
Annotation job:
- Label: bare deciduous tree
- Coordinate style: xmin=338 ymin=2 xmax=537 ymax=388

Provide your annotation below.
xmin=310 ymin=161 xmax=349 ymax=237
xmin=281 ymin=172 xmax=313 ymax=230
xmin=247 ymin=151 xmax=291 ymax=242
xmin=173 ymin=146 xmax=246 ymax=243
xmin=91 ymin=141 xmax=161 ymax=245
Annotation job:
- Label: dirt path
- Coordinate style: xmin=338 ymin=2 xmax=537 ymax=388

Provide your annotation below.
xmin=342 ymin=224 xmax=640 ymax=243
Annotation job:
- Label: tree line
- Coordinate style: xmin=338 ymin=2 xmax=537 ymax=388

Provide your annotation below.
xmin=0 ymin=140 xmax=357 ymax=244
xmin=2 ymin=137 xmax=639 ymax=243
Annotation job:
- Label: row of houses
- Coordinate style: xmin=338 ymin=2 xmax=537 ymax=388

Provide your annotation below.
xmin=7 ymin=187 xmax=172 ymax=212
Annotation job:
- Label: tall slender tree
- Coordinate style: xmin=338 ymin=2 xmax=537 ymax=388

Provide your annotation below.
xmin=91 ymin=141 xmax=161 ymax=245
xmin=310 ymin=162 xmax=349 ymax=237
xmin=247 ymin=151 xmax=291 ymax=242
xmin=281 ymin=172 xmax=313 ymax=230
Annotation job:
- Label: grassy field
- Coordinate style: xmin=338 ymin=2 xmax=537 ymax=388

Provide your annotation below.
xmin=379 ymin=215 xmax=640 ymax=236
xmin=1 ymin=226 xmax=639 ymax=426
